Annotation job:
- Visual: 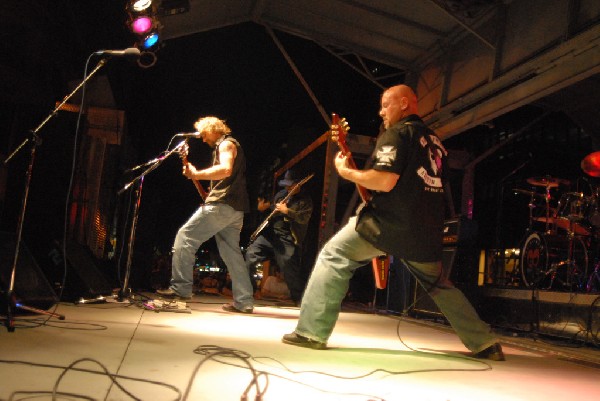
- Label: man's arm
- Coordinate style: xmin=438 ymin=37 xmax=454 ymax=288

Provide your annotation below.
xmin=334 ymin=151 xmax=399 ymax=192
xmin=278 ymin=197 xmax=313 ymax=224
xmin=183 ymin=139 xmax=237 ymax=181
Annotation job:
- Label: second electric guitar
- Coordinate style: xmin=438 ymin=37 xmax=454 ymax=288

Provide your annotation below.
xmin=330 ymin=113 xmax=390 ymax=290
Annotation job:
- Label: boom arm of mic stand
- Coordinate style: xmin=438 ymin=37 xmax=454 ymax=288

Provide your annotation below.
xmin=3 ymin=59 xmax=108 ymax=165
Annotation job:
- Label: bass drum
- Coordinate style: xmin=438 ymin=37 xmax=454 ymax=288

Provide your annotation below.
xmin=520 ymin=232 xmax=588 ymax=289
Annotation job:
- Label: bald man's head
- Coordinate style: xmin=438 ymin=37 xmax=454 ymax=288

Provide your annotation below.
xmin=379 ymin=85 xmax=418 ymax=129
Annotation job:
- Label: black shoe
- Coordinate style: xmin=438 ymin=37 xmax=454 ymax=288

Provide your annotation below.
xmin=222 ymin=303 xmax=253 ymax=314
xmin=282 ymin=332 xmax=327 ymax=350
xmin=156 ymin=288 xmax=191 ymax=300
xmin=474 ymin=343 xmax=505 ymax=361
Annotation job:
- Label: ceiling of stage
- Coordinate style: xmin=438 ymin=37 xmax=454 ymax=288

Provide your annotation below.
xmin=159 ymin=0 xmax=497 ymax=76
xmin=0 ymin=0 xmax=501 ymax=106
xmin=2 ymin=0 xmax=600 ymax=143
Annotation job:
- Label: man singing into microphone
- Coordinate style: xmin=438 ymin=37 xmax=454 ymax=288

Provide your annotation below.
xmin=157 ymin=116 xmax=255 ymax=313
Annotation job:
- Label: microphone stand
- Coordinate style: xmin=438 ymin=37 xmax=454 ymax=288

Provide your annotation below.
xmin=116 ymin=142 xmax=185 ymax=301
xmin=1 ymin=58 xmax=107 ymax=332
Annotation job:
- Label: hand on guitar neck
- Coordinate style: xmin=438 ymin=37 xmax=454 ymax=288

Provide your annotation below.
xmin=331 ymin=112 xmax=388 ymax=289
xmin=330 ymin=113 xmax=371 ymax=203
xmin=178 ymin=141 xmax=208 ymax=201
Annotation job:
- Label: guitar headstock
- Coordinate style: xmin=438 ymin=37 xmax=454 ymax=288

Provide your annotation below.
xmin=331 ymin=113 xmax=350 ymax=151
xmin=178 ymin=141 xmax=190 ymax=163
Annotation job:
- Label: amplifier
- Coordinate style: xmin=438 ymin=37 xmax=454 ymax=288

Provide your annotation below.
xmin=443 ymin=216 xmax=477 ymax=246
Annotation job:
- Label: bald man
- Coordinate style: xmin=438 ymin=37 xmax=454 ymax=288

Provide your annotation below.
xmin=282 ymin=85 xmax=504 ymax=361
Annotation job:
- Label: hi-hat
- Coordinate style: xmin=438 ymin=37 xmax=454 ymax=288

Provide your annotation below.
xmin=581 ymin=151 xmax=600 ymax=177
xmin=526 ymin=176 xmax=570 ymax=188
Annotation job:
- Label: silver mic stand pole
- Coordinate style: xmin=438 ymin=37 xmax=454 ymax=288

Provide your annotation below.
xmin=2 ymin=59 xmax=107 ymax=332
xmin=117 ymin=142 xmax=185 ymax=301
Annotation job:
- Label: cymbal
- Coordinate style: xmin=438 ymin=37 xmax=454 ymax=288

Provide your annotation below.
xmin=581 ymin=151 xmax=600 ymax=177
xmin=526 ymin=176 xmax=570 ymax=188
xmin=512 ymin=188 xmax=544 ymax=198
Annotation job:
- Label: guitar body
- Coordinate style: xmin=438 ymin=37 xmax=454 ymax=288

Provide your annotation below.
xmin=178 ymin=141 xmax=208 ymax=201
xmin=331 ymin=113 xmax=390 ymax=289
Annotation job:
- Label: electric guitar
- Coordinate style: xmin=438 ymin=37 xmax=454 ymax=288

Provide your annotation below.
xmin=178 ymin=141 xmax=208 ymax=201
xmin=330 ymin=113 xmax=390 ymax=289
xmin=248 ymin=173 xmax=314 ymax=246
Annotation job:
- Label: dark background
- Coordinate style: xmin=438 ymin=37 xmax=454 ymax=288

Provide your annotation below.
xmin=1 ymin=2 xmax=596 ymax=296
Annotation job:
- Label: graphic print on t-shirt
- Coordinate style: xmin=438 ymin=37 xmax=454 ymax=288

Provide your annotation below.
xmin=375 ymin=145 xmax=397 ymax=167
xmin=417 ymin=134 xmax=447 ymax=192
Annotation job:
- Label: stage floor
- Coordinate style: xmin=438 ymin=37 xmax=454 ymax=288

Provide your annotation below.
xmin=1 ymin=293 xmax=599 ymax=401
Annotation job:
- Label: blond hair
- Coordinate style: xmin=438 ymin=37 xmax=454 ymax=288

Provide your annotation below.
xmin=194 ymin=116 xmax=231 ymax=136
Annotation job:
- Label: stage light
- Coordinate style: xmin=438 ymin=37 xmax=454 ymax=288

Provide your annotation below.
xmin=126 ymin=0 xmax=163 ymax=57
xmin=142 ymin=32 xmax=159 ymax=49
xmin=130 ymin=0 xmax=153 ymax=13
xmin=131 ymin=16 xmax=153 ymax=34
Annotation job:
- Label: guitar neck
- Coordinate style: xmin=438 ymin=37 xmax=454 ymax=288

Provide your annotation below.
xmin=179 ymin=142 xmax=208 ymax=201
xmin=332 ymin=114 xmax=371 ymax=203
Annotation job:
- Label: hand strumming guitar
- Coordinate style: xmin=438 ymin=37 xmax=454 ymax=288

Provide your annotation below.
xmin=182 ymin=162 xmax=199 ymax=180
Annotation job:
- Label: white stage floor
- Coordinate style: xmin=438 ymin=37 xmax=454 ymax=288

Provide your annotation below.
xmin=1 ymin=293 xmax=599 ymax=401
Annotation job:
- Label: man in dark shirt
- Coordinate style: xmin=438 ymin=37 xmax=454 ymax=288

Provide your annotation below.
xmin=282 ymin=85 xmax=504 ymax=361
xmin=157 ymin=116 xmax=254 ymax=314
xmin=245 ymin=170 xmax=313 ymax=305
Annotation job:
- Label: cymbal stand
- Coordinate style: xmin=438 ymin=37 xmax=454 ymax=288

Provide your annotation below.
xmin=1 ymin=59 xmax=108 ymax=332
xmin=586 ymin=260 xmax=600 ymax=293
xmin=116 ymin=141 xmax=186 ymax=301
xmin=542 ymin=184 xmax=553 ymax=233
xmin=547 ymin=220 xmax=584 ymax=290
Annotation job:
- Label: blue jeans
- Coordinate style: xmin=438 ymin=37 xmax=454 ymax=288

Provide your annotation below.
xmin=245 ymin=232 xmax=305 ymax=303
xmin=295 ymin=216 xmax=497 ymax=353
xmin=170 ymin=203 xmax=254 ymax=309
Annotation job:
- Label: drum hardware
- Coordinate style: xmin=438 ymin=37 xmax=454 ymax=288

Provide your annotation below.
xmin=586 ymin=261 xmax=600 ymax=293
xmin=513 ymin=181 xmax=555 ymax=232
xmin=554 ymin=192 xmax=592 ymax=237
xmin=520 ymin=230 xmax=588 ymax=290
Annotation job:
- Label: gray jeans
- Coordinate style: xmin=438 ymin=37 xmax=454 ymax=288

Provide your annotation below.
xmin=170 ymin=203 xmax=254 ymax=309
xmin=295 ymin=216 xmax=497 ymax=353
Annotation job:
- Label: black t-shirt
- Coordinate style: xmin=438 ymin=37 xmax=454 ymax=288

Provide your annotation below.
xmin=365 ymin=114 xmax=446 ymax=262
xmin=269 ymin=188 xmax=313 ymax=245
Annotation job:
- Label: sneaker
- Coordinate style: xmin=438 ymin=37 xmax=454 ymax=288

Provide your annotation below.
xmin=282 ymin=332 xmax=327 ymax=350
xmin=156 ymin=288 xmax=191 ymax=300
xmin=474 ymin=343 xmax=505 ymax=361
xmin=222 ymin=303 xmax=253 ymax=314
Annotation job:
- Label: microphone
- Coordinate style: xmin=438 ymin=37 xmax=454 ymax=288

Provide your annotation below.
xmin=94 ymin=48 xmax=141 ymax=58
xmin=176 ymin=132 xmax=203 ymax=138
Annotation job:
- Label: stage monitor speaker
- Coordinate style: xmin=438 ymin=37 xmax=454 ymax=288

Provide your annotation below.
xmin=411 ymin=247 xmax=457 ymax=318
xmin=0 ymin=231 xmax=58 ymax=311
xmin=49 ymin=241 xmax=114 ymax=302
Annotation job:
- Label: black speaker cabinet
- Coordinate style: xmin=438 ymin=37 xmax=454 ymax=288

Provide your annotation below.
xmin=411 ymin=247 xmax=457 ymax=318
xmin=48 ymin=241 xmax=114 ymax=302
xmin=0 ymin=232 xmax=58 ymax=311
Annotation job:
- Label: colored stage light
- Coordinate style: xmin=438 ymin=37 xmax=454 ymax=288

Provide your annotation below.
xmin=142 ymin=32 xmax=159 ymax=49
xmin=131 ymin=16 xmax=153 ymax=34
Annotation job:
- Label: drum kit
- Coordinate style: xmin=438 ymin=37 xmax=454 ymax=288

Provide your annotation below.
xmin=513 ymin=152 xmax=600 ymax=292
